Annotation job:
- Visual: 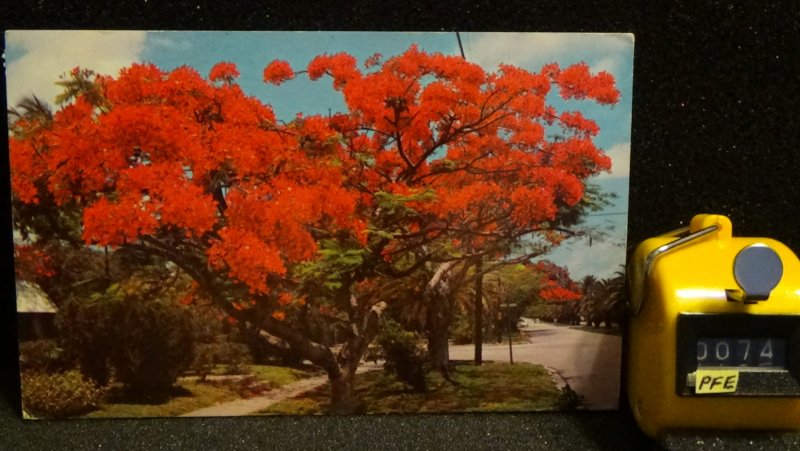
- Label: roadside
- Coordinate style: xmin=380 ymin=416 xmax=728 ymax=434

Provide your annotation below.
xmin=449 ymin=319 xmax=622 ymax=410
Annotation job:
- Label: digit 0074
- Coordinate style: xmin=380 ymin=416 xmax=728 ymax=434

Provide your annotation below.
xmin=697 ymin=338 xmax=787 ymax=368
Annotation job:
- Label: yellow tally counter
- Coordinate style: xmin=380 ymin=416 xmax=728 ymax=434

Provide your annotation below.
xmin=627 ymin=214 xmax=800 ymax=437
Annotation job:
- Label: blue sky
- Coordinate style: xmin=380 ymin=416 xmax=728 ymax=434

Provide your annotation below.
xmin=5 ymin=31 xmax=634 ymax=280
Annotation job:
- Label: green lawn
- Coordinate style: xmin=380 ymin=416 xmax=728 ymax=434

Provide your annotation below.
xmin=84 ymin=381 xmax=239 ymax=418
xmin=246 ymin=365 xmax=320 ymax=385
xmin=260 ymin=362 xmax=574 ymax=415
xmin=85 ymin=364 xmax=319 ymax=418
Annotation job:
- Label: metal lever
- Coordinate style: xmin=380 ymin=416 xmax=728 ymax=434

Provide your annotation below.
xmin=644 ymin=225 xmax=720 ymax=276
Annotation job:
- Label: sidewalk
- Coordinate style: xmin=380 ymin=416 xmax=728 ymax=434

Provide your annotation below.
xmin=181 ymin=374 xmax=330 ymax=417
xmin=181 ymin=363 xmax=382 ymax=417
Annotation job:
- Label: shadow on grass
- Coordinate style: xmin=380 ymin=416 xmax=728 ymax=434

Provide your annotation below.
xmin=105 ymin=384 xmax=194 ymax=405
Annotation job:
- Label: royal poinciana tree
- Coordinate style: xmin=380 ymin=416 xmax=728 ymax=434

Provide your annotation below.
xmin=9 ymin=46 xmax=619 ymax=412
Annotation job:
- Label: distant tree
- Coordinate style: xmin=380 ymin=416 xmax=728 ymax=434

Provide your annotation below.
xmin=580 ymin=269 xmax=625 ymax=327
xmin=580 ymin=274 xmax=602 ymax=327
xmin=597 ymin=270 xmax=626 ymax=327
xmin=532 ymin=261 xmax=583 ymax=324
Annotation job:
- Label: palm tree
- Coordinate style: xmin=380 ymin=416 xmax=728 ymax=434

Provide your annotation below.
xmin=579 ymin=269 xmax=626 ymax=328
xmin=597 ymin=270 xmax=626 ymax=327
xmin=8 ymin=95 xmax=53 ymax=136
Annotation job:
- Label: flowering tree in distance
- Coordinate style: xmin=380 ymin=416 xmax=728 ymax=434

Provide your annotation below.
xmin=10 ymin=46 xmax=618 ymax=412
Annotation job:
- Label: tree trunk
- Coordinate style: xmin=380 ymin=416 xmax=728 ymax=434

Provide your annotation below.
xmin=329 ymin=366 xmax=359 ymax=414
xmin=428 ymin=307 xmax=451 ymax=372
xmin=425 ymin=262 xmax=457 ymax=373
xmin=474 ymin=259 xmax=484 ymax=365
xmin=329 ymin=297 xmax=386 ymax=413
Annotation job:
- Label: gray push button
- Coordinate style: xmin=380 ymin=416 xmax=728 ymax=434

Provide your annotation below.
xmin=727 ymin=244 xmax=783 ymax=303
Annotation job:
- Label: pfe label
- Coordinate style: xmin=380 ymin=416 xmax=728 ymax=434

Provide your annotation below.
xmin=695 ymin=369 xmax=739 ymax=394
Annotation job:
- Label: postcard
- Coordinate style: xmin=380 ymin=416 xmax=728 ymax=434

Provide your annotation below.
xmin=6 ymin=30 xmax=633 ymax=418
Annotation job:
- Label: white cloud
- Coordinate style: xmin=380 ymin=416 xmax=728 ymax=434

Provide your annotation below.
xmin=598 ymin=142 xmax=631 ymax=178
xmin=462 ymin=32 xmax=633 ymax=74
xmin=5 ymin=30 xmax=147 ymax=108
xmin=149 ymin=35 xmax=192 ymax=51
xmin=591 ymin=56 xmax=618 ymax=75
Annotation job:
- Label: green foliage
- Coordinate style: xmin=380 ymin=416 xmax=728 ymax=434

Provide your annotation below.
xmin=579 ymin=270 xmax=626 ymax=328
xmin=295 ymin=239 xmax=366 ymax=293
xmin=484 ymin=265 xmax=540 ymax=336
xmin=193 ymin=341 xmax=253 ymax=380
xmin=554 ymin=182 xmax=616 ymax=229
xmin=18 ymin=340 xmax=72 ymax=373
xmin=493 ymin=264 xmax=542 ymax=306
xmin=57 ymin=295 xmax=114 ymax=385
xmin=12 ymin=204 xmax=85 ymax=254
xmin=523 ymin=301 xmax=560 ymax=322
xmin=18 ymin=241 xmax=109 ymax=307
xmin=58 ymin=277 xmax=196 ymax=398
xmin=192 ymin=344 xmax=218 ymax=381
xmin=558 ymin=384 xmax=584 ymax=410
xmin=449 ymin=315 xmax=475 ymax=345
xmin=451 ymin=262 xmax=544 ymax=344
xmin=8 ymin=95 xmax=53 ymax=135
xmin=21 ymin=370 xmax=106 ymax=418
xmin=188 ymin=305 xmax=253 ymax=379
xmin=54 ymin=67 xmax=109 ymax=108
xmin=376 ymin=319 xmax=428 ymax=392
xmin=106 ymin=297 xmax=195 ymax=399
xmin=372 ymin=190 xmax=436 ymax=217
xmin=556 ymin=299 xmax=582 ymax=325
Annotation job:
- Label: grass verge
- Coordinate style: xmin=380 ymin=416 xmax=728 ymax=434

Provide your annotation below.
xmin=260 ymin=362 xmax=573 ymax=415
xmin=85 ymin=364 xmax=319 ymax=418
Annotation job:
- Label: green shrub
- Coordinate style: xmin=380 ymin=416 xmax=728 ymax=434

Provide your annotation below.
xmin=523 ymin=302 xmax=559 ymax=323
xmin=192 ymin=343 xmax=218 ymax=382
xmin=193 ymin=341 xmax=253 ymax=380
xmin=448 ymin=313 xmax=500 ymax=345
xmin=376 ymin=319 xmax=428 ymax=392
xmin=57 ymin=296 xmax=114 ymax=385
xmin=21 ymin=370 xmax=105 ymax=418
xmin=58 ymin=281 xmax=196 ymax=399
xmin=107 ymin=296 xmax=195 ymax=398
xmin=220 ymin=342 xmax=252 ymax=375
xmin=18 ymin=340 xmax=71 ymax=373
xmin=557 ymin=383 xmax=584 ymax=410
xmin=449 ymin=316 xmax=474 ymax=345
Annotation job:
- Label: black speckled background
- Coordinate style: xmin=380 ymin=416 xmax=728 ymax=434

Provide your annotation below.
xmin=2 ymin=2 xmax=800 ymax=449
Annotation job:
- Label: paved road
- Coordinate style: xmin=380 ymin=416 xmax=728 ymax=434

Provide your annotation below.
xmin=449 ymin=319 xmax=622 ymax=410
